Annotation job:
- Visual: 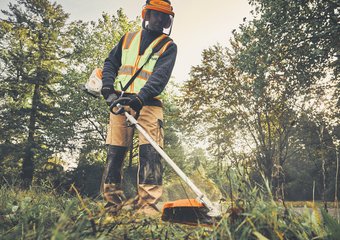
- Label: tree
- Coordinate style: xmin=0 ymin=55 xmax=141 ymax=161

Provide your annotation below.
xmin=162 ymin=78 xmax=187 ymax=182
xmin=179 ymin=42 xmax=296 ymax=194
xmin=248 ymin=0 xmax=338 ymax=81
xmin=57 ymin=10 xmax=140 ymax=170
xmin=0 ymin=0 xmax=70 ymax=187
xmin=179 ymin=45 xmax=237 ymax=173
xmin=179 ymin=0 xmax=339 ymax=200
xmin=226 ymin=0 xmax=339 ymax=196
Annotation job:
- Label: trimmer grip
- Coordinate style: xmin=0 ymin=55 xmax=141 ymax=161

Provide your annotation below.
xmin=109 ymin=97 xmax=130 ymax=115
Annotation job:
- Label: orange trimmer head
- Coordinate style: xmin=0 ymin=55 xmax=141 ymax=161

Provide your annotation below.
xmin=161 ymin=199 xmax=216 ymax=225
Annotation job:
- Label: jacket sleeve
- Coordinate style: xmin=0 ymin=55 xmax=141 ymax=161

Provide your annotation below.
xmin=137 ymin=42 xmax=177 ymax=103
xmin=102 ymin=35 xmax=125 ymax=87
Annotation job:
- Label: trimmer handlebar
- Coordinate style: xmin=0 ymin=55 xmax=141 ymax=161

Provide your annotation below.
xmin=109 ymin=97 xmax=130 ymax=115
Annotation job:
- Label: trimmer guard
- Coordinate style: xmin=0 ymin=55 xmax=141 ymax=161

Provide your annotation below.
xmin=161 ymin=199 xmax=215 ymax=225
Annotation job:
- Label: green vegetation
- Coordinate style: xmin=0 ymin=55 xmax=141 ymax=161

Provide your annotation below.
xmin=1 ymin=177 xmax=339 ymax=239
xmin=0 ymin=0 xmax=339 ymax=239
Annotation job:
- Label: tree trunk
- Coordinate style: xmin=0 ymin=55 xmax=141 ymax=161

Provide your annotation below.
xmin=318 ymin=124 xmax=327 ymax=210
xmin=335 ymin=145 xmax=339 ymax=222
xmin=21 ymin=83 xmax=40 ymax=188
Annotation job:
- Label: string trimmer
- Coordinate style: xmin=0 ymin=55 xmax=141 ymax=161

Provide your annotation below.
xmin=80 ymin=69 xmax=222 ymax=225
xmin=109 ymin=98 xmax=221 ymax=225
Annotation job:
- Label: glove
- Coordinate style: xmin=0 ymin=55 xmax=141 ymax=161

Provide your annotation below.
xmin=127 ymin=95 xmax=143 ymax=114
xmin=101 ymin=85 xmax=115 ymax=100
xmin=101 ymin=85 xmax=118 ymax=105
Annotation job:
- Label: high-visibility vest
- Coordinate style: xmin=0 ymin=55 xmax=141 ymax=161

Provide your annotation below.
xmin=114 ymin=30 xmax=172 ymax=99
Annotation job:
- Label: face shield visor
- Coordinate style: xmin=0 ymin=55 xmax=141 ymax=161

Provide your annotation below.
xmin=142 ymin=9 xmax=174 ymax=35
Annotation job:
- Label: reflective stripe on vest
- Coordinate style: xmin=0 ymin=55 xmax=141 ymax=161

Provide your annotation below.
xmin=114 ymin=30 xmax=171 ymax=99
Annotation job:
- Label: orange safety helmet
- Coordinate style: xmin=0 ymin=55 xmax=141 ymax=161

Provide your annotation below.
xmin=142 ymin=0 xmax=175 ymax=18
xmin=142 ymin=0 xmax=174 ymax=35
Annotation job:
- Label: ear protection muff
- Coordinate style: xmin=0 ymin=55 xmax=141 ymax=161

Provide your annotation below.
xmin=143 ymin=10 xmax=150 ymax=21
xmin=142 ymin=8 xmax=147 ymax=19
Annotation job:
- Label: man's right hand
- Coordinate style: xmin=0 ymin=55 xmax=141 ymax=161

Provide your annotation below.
xmin=101 ymin=85 xmax=118 ymax=105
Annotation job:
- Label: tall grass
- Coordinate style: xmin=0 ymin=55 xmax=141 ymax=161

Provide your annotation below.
xmin=0 ymin=182 xmax=212 ymax=239
xmin=1 ymin=175 xmax=339 ymax=239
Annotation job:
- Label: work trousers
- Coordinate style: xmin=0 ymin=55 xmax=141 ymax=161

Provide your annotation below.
xmin=102 ymin=106 xmax=164 ymax=214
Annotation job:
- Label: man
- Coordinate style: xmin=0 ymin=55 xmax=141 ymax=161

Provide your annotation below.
xmin=100 ymin=0 xmax=177 ymax=216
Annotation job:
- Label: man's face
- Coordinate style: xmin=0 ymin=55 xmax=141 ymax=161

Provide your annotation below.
xmin=147 ymin=10 xmax=169 ymax=32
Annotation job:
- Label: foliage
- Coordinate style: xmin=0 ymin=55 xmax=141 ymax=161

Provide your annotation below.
xmin=162 ymin=78 xmax=188 ymax=182
xmin=0 ymin=184 xmax=212 ymax=239
xmin=178 ymin=0 xmax=339 ymax=200
xmin=0 ymin=0 xmax=71 ymax=186
xmin=179 ymin=42 xmax=297 ymax=193
xmin=0 ymin=1 xmax=339 ymax=238
xmin=0 ymin=0 xmax=187 ymax=195
xmin=284 ymin=115 xmax=338 ymax=201
xmin=57 ymin=9 xmax=140 ymax=169
xmin=1 ymin=172 xmax=338 ymax=240
xmin=247 ymin=0 xmax=339 ymax=203
xmin=321 ymin=208 xmax=340 ymax=240
xmin=179 ymin=44 xmax=237 ymax=174
xmin=248 ymin=0 xmax=338 ymax=80
xmin=0 ymin=1 xmax=141 ymax=187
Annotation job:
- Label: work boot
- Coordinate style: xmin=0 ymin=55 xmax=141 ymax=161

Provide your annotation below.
xmin=136 ymin=204 xmax=160 ymax=217
xmin=136 ymin=184 xmax=163 ymax=217
xmin=103 ymin=183 xmax=126 ymax=214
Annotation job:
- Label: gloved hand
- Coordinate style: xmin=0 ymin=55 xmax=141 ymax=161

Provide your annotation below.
xmin=101 ymin=85 xmax=115 ymax=99
xmin=127 ymin=95 xmax=143 ymax=117
xmin=101 ymin=85 xmax=118 ymax=105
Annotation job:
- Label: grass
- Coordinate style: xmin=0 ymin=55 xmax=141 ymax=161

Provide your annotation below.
xmin=0 ymin=184 xmax=213 ymax=239
xmin=0 ymin=182 xmax=339 ymax=240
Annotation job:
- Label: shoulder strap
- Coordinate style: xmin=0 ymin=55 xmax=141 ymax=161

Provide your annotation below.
xmin=151 ymin=36 xmax=173 ymax=55
xmin=121 ymin=36 xmax=173 ymax=92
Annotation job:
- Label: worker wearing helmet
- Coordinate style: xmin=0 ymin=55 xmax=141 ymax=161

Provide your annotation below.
xmin=100 ymin=0 xmax=177 ymax=216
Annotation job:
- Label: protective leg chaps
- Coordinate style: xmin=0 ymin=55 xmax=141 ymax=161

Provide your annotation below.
xmin=137 ymin=144 xmax=163 ymax=215
xmin=102 ymin=145 xmax=127 ymax=211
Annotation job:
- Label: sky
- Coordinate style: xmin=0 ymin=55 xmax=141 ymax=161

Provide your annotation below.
xmin=0 ymin=0 xmax=253 ymax=83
